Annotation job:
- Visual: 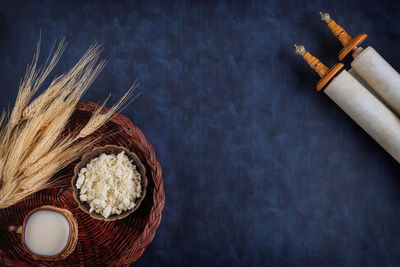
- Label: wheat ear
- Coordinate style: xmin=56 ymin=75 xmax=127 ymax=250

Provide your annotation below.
xmin=0 ymin=40 xmax=136 ymax=209
xmin=77 ymin=82 xmax=138 ymax=139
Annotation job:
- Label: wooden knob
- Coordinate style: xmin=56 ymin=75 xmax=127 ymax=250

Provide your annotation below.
xmin=320 ymin=12 xmax=367 ymax=60
xmin=295 ymin=44 xmax=344 ymax=91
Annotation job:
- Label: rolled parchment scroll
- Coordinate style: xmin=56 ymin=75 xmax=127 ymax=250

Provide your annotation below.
xmin=348 ymin=68 xmax=373 ymax=94
xmin=351 ymin=46 xmax=400 ymax=115
xmin=296 ymin=44 xmax=400 ymax=163
xmin=320 ymin=12 xmax=400 ymax=115
xmin=325 ymin=70 xmax=400 ymax=163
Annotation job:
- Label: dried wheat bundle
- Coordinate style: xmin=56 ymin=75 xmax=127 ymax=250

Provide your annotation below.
xmin=0 ymin=39 xmax=136 ymax=208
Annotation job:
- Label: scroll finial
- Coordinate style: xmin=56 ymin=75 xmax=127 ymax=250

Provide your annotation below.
xmin=294 ymin=44 xmax=306 ymax=57
xmin=320 ymin=12 xmax=332 ymax=24
xmin=294 ymin=44 xmax=344 ymax=91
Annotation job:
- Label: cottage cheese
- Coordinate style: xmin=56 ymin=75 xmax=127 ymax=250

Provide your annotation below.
xmin=76 ymin=151 xmax=142 ymax=218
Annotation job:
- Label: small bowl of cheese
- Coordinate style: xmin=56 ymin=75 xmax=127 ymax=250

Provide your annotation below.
xmin=71 ymin=145 xmax=148 ymax=221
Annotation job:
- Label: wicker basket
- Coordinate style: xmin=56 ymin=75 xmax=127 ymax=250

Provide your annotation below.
xmin=0 ymin=101 xmax=165 ymax=266
xmin=72 ymin=145 xmax=148 ymax=221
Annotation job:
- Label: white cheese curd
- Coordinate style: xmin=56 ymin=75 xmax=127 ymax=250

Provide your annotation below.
xmin=76 ymin=151 xmax=142 ymax=218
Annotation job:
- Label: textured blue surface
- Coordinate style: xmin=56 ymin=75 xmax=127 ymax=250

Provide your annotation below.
xmin=1 ymin=0 xmax=400 ymax=266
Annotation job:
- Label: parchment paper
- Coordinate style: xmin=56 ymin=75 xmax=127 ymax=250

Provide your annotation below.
xmin=352 ymin=46 xmax=400 ymax=115
xmin=324 ymin=70 xmax=400 ymax=163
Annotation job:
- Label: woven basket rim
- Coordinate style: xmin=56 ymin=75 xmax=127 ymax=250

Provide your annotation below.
xmin=71 ymin=145 xmax=148 ymax=221
xmin=0 ymin=101 xmax=165 ymax=266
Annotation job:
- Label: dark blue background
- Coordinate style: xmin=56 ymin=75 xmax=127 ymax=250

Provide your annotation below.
xmin=1 ymin=0 xmax=400 ymax=266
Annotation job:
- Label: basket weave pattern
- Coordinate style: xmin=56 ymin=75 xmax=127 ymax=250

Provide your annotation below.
xmin=0 ymin=101 xmax=165 ymax=266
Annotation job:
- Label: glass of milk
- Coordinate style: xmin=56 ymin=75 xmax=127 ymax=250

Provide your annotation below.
xmin=8 ymin=205 xmax=78 ymax=261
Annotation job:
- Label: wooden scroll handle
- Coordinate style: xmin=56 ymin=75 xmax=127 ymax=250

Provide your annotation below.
xmin=294 ymin=44 xmax=344 ymax=91
xmin=320 ymin=12 xmax=367 ymax=60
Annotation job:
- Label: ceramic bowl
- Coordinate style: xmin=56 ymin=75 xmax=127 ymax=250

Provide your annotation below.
xmin=71 ymin=145 xmax=148 ymax=221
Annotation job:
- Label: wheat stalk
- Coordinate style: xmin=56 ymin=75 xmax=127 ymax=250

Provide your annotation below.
xmin=0 ymin=40 xmax=135 ymax=209
xmin=77 ymin=83 xmax=137 ymax=139
xmin=9 ymin=39 xmax=65 ymax=126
